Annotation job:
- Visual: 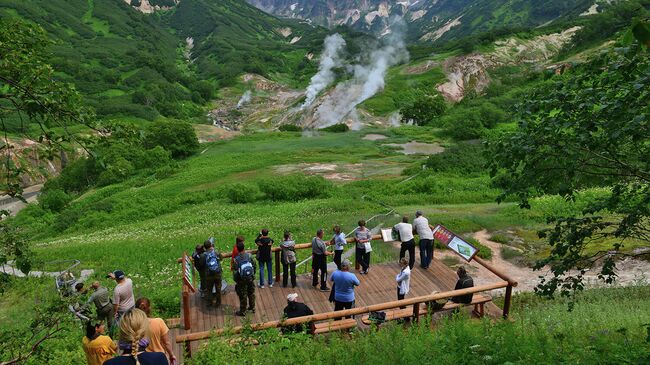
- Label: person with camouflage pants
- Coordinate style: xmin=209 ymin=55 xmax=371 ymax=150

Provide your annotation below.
xmin=233 ymin=237 xmax=257 ymax=316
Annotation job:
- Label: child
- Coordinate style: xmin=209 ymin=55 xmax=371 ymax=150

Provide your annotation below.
xmin=396 ymin=257 xmax=411 ymax=308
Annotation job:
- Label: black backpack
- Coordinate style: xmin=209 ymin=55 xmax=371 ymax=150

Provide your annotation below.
xmin=236 ymin=254 xmax=254 ymax=280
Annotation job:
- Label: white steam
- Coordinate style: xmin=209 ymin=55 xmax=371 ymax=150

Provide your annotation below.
xmin=236 ymin=90 xmax=252 ymax=108
xmin=313 ymin=18 xmax=409 ymax=128
xmin=300 ymin=34 xmax=347 ymax=110
xmin=388 ymin=112 xmax=401 ymax=127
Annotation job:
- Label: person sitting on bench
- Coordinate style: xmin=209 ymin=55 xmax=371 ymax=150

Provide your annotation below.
xmin=450 ymin=266 xmax=474 ymax=304
xmin=282 ymin=293 xmax=314 ymax=333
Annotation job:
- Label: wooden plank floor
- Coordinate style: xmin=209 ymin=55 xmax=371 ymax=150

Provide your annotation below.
xmin=172 ymin=257 xmax=480 ymax=363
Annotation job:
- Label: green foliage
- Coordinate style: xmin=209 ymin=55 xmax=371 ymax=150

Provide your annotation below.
xmin=488 ymin=233 xmax=510 ymax=245
xmin=225 ymin=183 xmax=260 ymax=204
xmin=258 ymin=174 xmax=332 ymax=201
xmin=278 ymin=124 xmax=302 ymax=132
xmin=189 ymin=286 xmax=650 ymax=364
xmin=400 ymin=91 xmax=447 ymax=126
xmin=425 ymin=143 xmax=487 ymax=176
xmin=0 ymin=223 xmax=32 ymax=287
xmin=488 ymin=43 xmax=650 ymax=299
xmin=38 ymin=189 xmax=72 ymax=213
xmin=144 ymin=120 xmax=199 ymax=159
xmin=321 ymin=123 xmax=350 ymax=133
xmin=444 ymin=115 xmax=485 ymax=140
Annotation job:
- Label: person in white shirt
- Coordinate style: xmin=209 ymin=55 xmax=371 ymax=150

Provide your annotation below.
xmin=413 ymin=210 xmax=434 ymax=269
xmin=396 ymin=257 xmax=411 ymax=308
xmin=330 ymin=225 xmax=347 ymax=270
xmin=394 ymin=216 xmax=415 ymax=269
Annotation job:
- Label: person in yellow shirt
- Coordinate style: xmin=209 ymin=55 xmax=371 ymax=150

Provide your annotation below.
xmin=82 ymin=321 xmax=116 ymax=365
xmin=135 ymin=297 xmax=177 ymax=365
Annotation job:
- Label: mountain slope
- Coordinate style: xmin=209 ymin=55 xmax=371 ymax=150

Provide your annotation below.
xmin=246 ymin=0 xmax=600 ymax=41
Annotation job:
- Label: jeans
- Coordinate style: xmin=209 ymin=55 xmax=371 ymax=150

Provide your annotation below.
xmin=355 ymin=247 xmax=370 ymax=271
xmin=258 ymin=259 xmax=273 ymax=286
xmin=334 ymin=300 xmax=355 ymax=319
xmin=419 ymin=239 xmax=433 ymax=268
xmin=400 ymin=239 xmax=415 ymax=269
xmin=282 ymin=262 xmax=296 ymax=287
xmin=312 ymin=254 xmax=328 ymax=289
xmin=334 ymin=250 xmax=343 ymax=270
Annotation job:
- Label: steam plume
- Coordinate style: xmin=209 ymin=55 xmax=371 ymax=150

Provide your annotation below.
xmin=300 ymin=34 xmax=346 ymax=109
xmin=237 ymin=90 xmax=252 ymax=108
xmin=313 ymin=18 xmax=409 ymax=127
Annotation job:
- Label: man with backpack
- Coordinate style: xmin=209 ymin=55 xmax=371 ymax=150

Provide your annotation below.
xmin=201 ymin=240 xmax=223 ymax=307
xmin=233 ymin=237 xmax=257 ymax=316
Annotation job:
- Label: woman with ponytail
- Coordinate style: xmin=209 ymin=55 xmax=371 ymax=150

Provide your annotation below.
xmin=103 ymin=308 xmax=168 ymax=365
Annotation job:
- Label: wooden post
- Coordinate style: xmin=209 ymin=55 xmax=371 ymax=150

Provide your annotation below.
xmin=503 ymin=284 xmax=513 ymax=319
xmin=182 ymin=287 xmax=191 ymax=330
xmin=275 ymin=250 xmax=281 ymax=283
xmin=412 ymin=302 xmax=420 ymax=323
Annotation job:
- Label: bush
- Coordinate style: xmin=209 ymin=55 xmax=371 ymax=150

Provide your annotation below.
xmin=489 ymin=233 xmax=510 ymax=244
xmin=444 ymin=115 xmax=485 ymax=140
xmin=278 ymin=124 xmax=302 ymax=132
xmin=425 ymin=143 xmax=487 ymax=176
xmin=224 ymin=183 xmax=260 ymax=204
xmin=39 ymin=189 xmax=72 ymax=212
xmin=321 ymin=123 xmax=349 ymax=133
xmin=258 ymin=174 xmax=331 ymax=201
xmin=97 ymin=157 xmax=135 ymax=186
xmin=400 ymin=92 xmax=447 ymax=126
xmin=144 ymin=120 xmax=199 ymax=159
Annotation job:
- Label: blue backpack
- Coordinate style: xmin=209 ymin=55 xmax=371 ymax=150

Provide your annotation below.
xmin=237 ymin=254 xmax=254 ymax=280
xmin=206 ymin=251 xmax=221 ymax=274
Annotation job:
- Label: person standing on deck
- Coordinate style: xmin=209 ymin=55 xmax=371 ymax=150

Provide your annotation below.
xmin=330 ymin=225 xmax=347 ymax=270
xmin=233 ymin=237 xmax=257 ymax=316
xmin=394 ymin=216 xmax=416 ymax=269
xmin=396 ymin=257 xmax=411 ymax=308
xmin=82 ymin=281 xmax=114 ymax=332
xmin=191 ymin=244 xmax=205 ymax=296
xmin=281 ymin=231 xmax=297 ymax=288
xmin=255 ymin=228 xmax=274 ymax=288
xmin=413 ymin=210 xmax=434 ymax=269
xmin=330 ymin=260 xmax=360 ymax=317
xmin=354 ymin=220 xmax=372 ymax=274
xmin=312 ymin=229 xmax=332 ymax=292
xmin=200 ymin=240 xmax=223 ymax=307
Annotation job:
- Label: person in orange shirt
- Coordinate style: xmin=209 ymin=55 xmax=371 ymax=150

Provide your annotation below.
xmin=135 ymin=297 xmax=177 ymax=365
xmin=82 ymin=320 xmax=116 ymax=365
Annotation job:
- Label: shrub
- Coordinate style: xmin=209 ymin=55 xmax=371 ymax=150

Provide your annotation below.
xmin=39 ymin=189 xmax=72 ymax=212
xmin=321 ymin=123 xmax=349 ymax=133
xmin=258 ymin=174 xmax=331 ymax=201
xmin=278 ymin=124 xmax=302 ymax=132
xmin=444 ymin=115 xmax=485 ymax=140
xmin=425 ymin=143 xmax=487 ymax=176
xmin=489 ymin=233 xmax=510 ymax=244
xmin=144 ymin=120 xmax=199 ymax=159
xmin=97 ymin=157 xmax=135 ymax=186
xmin=224 ymin=183 xmax=260 ymax=204
xmin=400 ymin=92 xmax=447 ymax=126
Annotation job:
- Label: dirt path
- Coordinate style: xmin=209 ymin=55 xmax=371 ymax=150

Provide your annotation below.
xmin=453 ymin=230 xmax=650 ymax=295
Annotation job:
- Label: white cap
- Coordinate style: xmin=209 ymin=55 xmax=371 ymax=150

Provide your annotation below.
xmin=287 ymin=293 xmax=298 ymax=302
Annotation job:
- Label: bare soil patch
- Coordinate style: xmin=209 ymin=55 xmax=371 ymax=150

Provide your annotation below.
xmin=384 ymin=141 xmax=445 ymax=155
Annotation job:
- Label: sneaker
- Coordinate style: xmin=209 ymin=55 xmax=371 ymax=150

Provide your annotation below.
xmin=269 ymin=283 xmax=274 ymax=288
xmin=235 ymin=311 xmax=246 ymax=317
xmin=259 ymin=284 xmax=265 ymax=289
xmin=320 ymin=286 xmax=330 ymax=292
xmin=248 ymin=307 xmax=256 ymax=313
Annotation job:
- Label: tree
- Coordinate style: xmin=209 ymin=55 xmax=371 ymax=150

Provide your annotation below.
xmin=488 ymin=41 xmax=649 ymax=302
xmin=144 ymin=120 xmax=199 ymax=159
xmin=400 ymin=90 xmax=447 ymax=126
xmin=1 ymin=20 xmax=92 ymax=206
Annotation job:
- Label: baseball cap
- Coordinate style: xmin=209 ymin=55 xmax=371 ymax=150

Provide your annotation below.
xmin=287 ymin=293 xmax=298 ymax=302
xmin=416 ymin=210 xmax=423 ymax=216
xmin=113 ymin=270 xmax=125 ymax=280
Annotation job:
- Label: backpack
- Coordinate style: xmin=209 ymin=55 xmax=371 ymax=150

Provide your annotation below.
xmin=237 ymin=254 xmax=254 ymax=280
xmin=206 ymin=251 xmax=221 ymax=274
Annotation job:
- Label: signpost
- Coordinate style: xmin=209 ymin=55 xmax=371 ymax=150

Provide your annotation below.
xmin=431 ymin=224 xmax=479 ymax=262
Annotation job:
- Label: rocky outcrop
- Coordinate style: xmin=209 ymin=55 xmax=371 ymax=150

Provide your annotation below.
xmin=124 ymin=0 xmax=179 ymax=14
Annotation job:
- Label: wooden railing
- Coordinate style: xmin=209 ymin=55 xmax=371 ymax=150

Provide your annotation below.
xmin=176 ymin=281 xmax=510 ymax=357
xmin=218 ymin=234 xmax=383 ymax=283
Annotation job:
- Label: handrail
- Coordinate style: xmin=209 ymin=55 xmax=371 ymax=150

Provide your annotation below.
xmin=175 ymin=281 xmax=508 ymax=343
xmin=217 ymin=234 xmax=382 ymax=259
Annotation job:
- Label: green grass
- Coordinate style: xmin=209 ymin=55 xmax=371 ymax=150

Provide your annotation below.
xmin=187 ymin=285 xmax=650 ymax=364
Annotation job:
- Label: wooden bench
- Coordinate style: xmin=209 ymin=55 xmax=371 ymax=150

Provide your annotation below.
xmin=361 ymin=294 xmax=492 ymax=325
xmin=312 ymin=318 xmax=357 ymax=335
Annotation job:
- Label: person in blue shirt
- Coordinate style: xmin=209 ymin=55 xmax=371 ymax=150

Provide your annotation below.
xmin=330 ymin=259 xmax=360 ymax=318
xmin=329 ymin=225 xmax=347 ymax=270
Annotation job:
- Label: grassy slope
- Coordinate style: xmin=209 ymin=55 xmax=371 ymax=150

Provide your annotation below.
xmin=189 ymin=286 xmax=650 ymax=364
